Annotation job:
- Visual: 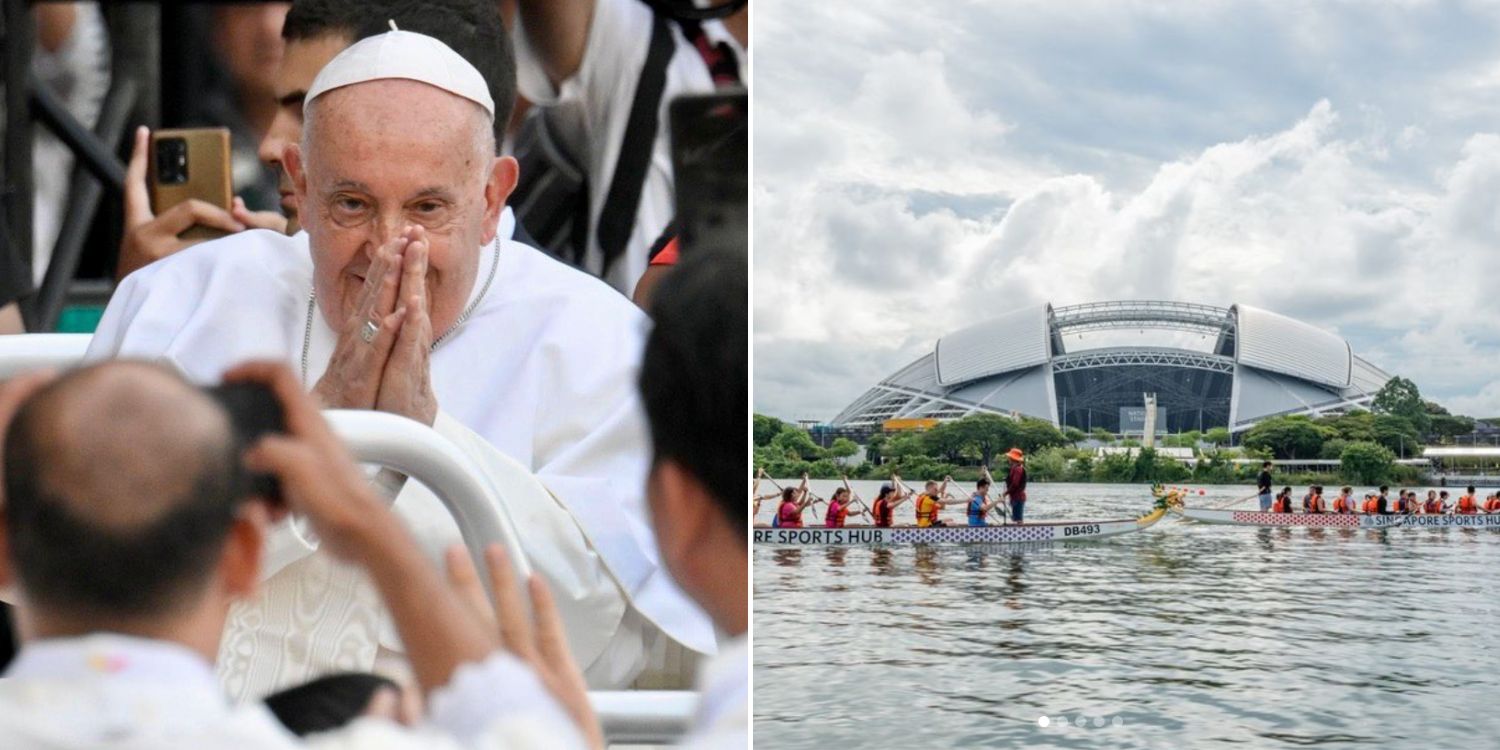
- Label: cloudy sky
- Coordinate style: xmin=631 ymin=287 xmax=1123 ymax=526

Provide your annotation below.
xmin=752 ymin=0 xmax=1500 ymax=422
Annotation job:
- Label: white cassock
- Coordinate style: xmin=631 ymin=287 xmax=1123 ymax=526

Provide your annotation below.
xmin=83 ymin=209 xmax=716 ymax=700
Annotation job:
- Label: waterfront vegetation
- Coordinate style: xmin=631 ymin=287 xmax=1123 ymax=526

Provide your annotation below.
xmin=755 ymin=377 xmax=1462 ymax=486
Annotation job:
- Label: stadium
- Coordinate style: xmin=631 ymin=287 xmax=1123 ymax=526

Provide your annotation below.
xmin=831 ymin=301 xmax=1392 ymax=435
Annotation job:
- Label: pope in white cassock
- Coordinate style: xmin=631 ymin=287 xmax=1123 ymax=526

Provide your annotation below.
xmin=84 ymin=30 xmax=714 ymax=700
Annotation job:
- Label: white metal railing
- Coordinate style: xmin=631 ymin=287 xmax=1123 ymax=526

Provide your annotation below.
xmin=0 ymin=333 xmax=92 ymax=377
xmin=0 ymin=333 xmax=696 ymax=744
xmin=325 ymin=409 xmax=533 ymax=580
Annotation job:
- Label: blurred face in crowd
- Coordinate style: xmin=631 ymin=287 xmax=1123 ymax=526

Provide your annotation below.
xmin=288 ymin=79 xmax=517 ymax=336
xmin=259 ymin=33 xmax=353 ymax=227
xmin=213 ymin=4 xmax=292 ymax=103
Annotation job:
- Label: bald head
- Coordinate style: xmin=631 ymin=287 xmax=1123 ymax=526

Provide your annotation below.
xmin=3 ymin=361 xmax=246 ymax=619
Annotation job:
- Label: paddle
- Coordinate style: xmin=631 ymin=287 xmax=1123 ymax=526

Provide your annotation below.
xmin=842 ymin=475 xmax=873 ymax=523
xmin=982 ymin=464 xmax=1009 ymax=525
xmin=1203 ymin=491 xmax=1261 ymax=510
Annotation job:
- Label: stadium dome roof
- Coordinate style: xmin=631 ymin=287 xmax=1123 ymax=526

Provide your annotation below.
xmin=832 ymin=301 xmax=1390 ymax=434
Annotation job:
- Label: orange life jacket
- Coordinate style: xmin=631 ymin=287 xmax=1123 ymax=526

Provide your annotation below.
xmin=1458 ymin=495 xmax=1479 ymax=514
xmin=1272 ymin=496 xmax=1291 ymax=513
xmin=915 ymin=495 xmax=940 ymax=527
xmin=1486 ymin=497 xmax=1500 ymax=513
xmin=1305 ymin=494 xmax=1324 ymax=513
xmin=872 ymin=498 xmax=894 ymax=527
xmin=1362 ymin=497 xmax=1377 ymax=513
xmin=825 ymin=500 xmax=849 ymax=528
xmin=1333 ymin=495 xmax=1351 ymax=514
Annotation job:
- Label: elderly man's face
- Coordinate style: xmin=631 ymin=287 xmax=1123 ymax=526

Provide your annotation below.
xmin=290 ymin=80 xmax=514 ymax=336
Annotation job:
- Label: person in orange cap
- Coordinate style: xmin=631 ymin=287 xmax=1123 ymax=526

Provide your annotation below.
xmin=1000 ymin=447 xmax=1029 ymax=523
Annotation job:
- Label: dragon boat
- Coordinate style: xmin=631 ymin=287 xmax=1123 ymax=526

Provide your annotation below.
xmin=752 ymin=497 xmax=1169 ymax=547
xmin=1165 ymin=494 xmax=1500 ymax=529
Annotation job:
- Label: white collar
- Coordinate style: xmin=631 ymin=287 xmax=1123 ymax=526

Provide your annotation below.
xmin=5 ymin=632 xmax=220 ymax=693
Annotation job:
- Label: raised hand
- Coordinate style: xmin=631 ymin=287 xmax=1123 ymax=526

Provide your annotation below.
xmin=312 ymin=232 xmax=408 ymax=411
xmin=445 ymin=543 xmax=604 ymax=750
xmin=117 ymin=127 xmax=248 ymax=280
xmin=375 ymin=225 xmax=439 ymax=425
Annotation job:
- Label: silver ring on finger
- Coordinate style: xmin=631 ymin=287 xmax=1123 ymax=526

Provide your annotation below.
xmin=360 ymin=319 xmax=379 ymax=343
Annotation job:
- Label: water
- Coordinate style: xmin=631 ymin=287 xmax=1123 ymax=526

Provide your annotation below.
xmin=753 ymin=481 xmax=1500 ymax=748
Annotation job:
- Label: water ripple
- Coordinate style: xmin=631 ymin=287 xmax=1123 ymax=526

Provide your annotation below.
xmin=754 ymin=482 xmax=1500 ymax=748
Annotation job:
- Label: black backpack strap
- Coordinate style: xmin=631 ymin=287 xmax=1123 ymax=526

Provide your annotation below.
xmin=596 ymin=13 xmax=676 ymax=276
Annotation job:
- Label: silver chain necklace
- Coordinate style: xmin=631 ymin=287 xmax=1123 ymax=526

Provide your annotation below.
xmin=300 ymin=235 xmax=501 ymax=384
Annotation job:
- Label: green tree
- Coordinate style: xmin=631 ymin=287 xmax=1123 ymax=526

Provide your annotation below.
xmin=1092 ymin=452 xmax=1137 ymax=482
xmin=1340 ymin=441 xmax=1396 ymax=484
xmin=1429 ymin=414 xmax=1476 ymax=442
xmin=1192 ymin=449 xmax=1235 ymax=483
xmin=865 ymin=433 xmax=887 ymax=465
xmin=827 ymin=437 xmax=860 ymax=461
xmin=1372 ymin=414 xmax=1422 ymax=458
xmin=1318 ymin=411 xmax=1376 ymax=443
xmin=1242 ymin=416 xmax=1333 ymax=459
xmin=1318 ymin=438 xmax=1350 ymax=460
xmin=922 ymin=421 xmax=977 ymax=464
xmin=1204 ymin=427 xmax=1231 ymax=447
xmin=1372 ymin=377 xmax=1431 ymax=434
xmin=1071 ymin=455 xmax=1094 ymax=479
xmin=1062 ymin=426 xmax=1087 ymax=446
xmin=770 ymin=429 xmax=822 ymax=461
xmin=754 ymin=414 xmax=788 ymax=447
xmin=941 ymin=413 xmax=1019 ymax=468
xmin=1090 ymin=427 xmax=1115 ymax=444
xmin=883 ymin=432 xmax=928 ymax=460
xmin=807 ymin=458 xmax=840 ymax=478
xmin=1028 ymin=447 xmax=1072 ymax=481
xmin=1015 ymin=418 xmax=1066 ymax=455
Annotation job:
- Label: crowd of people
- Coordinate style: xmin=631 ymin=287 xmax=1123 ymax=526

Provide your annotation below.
xmin=1264 ymin=483 xmax=1500 ymax=515
xmin=755 ymin=448 xmax=1034 ymax=529
xmin=0 ymin=0 xmax=747 ymax=747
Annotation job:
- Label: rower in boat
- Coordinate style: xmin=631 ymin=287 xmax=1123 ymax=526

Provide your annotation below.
xmin=915 ymin=477 xmax=951 ymax=527
xmin=1486 ymin=494 xmax=1500 ymax=513
xmin=966 ymin=471 xmax=1005 ymax=526
xmin=1457 ymin=486 xmax=1480 ymax=515
xmin=752 ymin=468 xmax=780 ymax=520
xmin=1360 ymin=492 xmax=1380 ymax=514
xmin=1423 ymin=490 xmax=1440 ymax=514
xmin=870 ymin=483 xmax=909 ymax=528
xmin=774 ymin=476 xmax=814 ymax=528
xmin=1001 ymin=448 xmax=1029 ymax=523
xmin=1332 ymin=486 xmax=1355 ymax=514
xmin=1303 ymin=485 xmax=1325 ymax=514
xmin=824 ymin=487 xmax=854 ymax=528
xmin=1257 ymin=461 xmax=1274 ymax=511
xmin=1271 ymin=487 xmax=1293 ymax=513
xmin=1392 ymin=490 xmax=1412 ymax=515
xmin=1376 ymin=485 xmax=1392 ymax=514
xmin=1431 ymin=490 xmax=1450 ymax=514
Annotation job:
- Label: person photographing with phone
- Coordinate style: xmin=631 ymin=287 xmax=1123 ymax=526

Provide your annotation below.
xmin=0 ymin=361 xmax=600 ymax=748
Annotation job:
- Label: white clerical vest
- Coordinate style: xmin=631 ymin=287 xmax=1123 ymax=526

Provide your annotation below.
xmin=85 ymin=212 xmax=715 ymax=700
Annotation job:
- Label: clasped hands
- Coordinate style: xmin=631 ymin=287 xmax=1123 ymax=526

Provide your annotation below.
xmin=313 ymin=225 xmax=439 ymax=426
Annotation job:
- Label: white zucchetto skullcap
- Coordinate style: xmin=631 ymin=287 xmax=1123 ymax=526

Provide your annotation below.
xmin=304 ymin=26 xmax=494 ymax=121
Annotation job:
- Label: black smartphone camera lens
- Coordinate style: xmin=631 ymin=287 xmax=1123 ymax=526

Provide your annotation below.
xmin=155 ymin=137 xmax=189 ymax=185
